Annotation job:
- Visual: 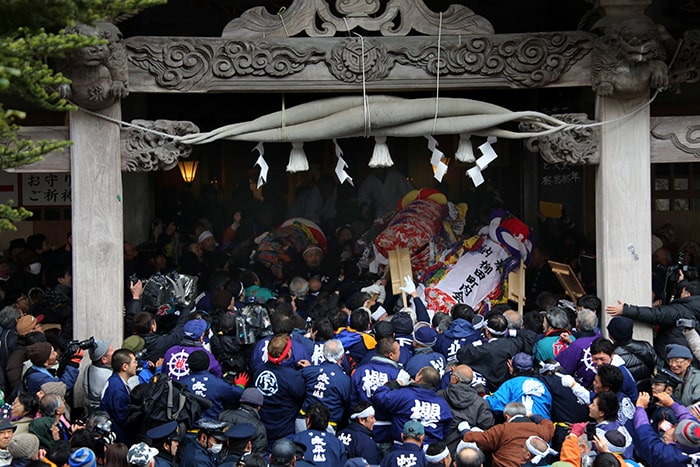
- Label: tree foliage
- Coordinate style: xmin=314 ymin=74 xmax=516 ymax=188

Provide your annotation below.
xmin=0 ymin=0 xmax=164 ymax=230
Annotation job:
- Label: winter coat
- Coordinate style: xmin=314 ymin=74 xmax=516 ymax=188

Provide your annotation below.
xmin=457 ymin=330 xmax=536 ymax=391
xmin=181 ymin=369 xmax=242 ymax=419
xmin=463 ymin=415 xmax=554 ymax=467
xmin=438 ymin=382 xmax=494 ymax=454
xmin=555 ymin=331 xmax=600 ymax=388
xmin=300 ymin=361 xmax=352 ymax=424
xmin=435 ymin=319 xmax=481 ymax=362
xmin=218 ymin=404 xmax=268 ymax=455
xmin=253 ymin=361 xmax=305 ymax=442
xmin=621 ymin=295 xmax=700 ymax=360
xmin=613 ymin=339 xmax=664 ymax=381
xmin=163 ymin=341 xmax=222 ymax=381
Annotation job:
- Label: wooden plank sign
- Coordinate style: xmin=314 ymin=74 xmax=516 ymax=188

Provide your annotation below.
xmin=548 ymin=260 xmax=586 ymax=301
xmin=508 ymin=260 xmax=526 ymax=313
xmin=388 ymin=248 xmax=413 ymax=296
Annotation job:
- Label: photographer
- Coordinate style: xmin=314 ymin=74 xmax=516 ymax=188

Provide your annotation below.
xmin=606 ymin=280 xmax=700 ymax=360
xmin=82 ymin=340 xmax=114 ymax=414
xmin=24 ymin=342 xmax=83 ymax=394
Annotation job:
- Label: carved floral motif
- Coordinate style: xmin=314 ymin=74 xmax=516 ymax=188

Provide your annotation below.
xmin=520 ymin=114 xmax=599 ymax=165
xmin=122 ymin=120 xmax=199 ymax=172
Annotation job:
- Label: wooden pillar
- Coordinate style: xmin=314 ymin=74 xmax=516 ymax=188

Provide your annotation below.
xmin=595 ymin=94 xmax=653 ymax=341
xmin=69 ymin=103 xmax=124 ymax=345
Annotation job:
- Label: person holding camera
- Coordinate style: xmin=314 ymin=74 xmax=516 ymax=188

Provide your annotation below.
xmin=606 ymin=280 xmax=700 ymax=360
xmin=24 ymin=342 xmax=82 ymax=394
xmin=82 ymin=340 xmax=114 ymax=414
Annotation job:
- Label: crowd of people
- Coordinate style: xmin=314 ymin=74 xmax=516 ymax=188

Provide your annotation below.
xmin=2 ymin=188 xmax=700 ymax=467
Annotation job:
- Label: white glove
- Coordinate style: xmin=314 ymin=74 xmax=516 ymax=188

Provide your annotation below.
xmin=396 ymin=369 xmax=411 ymax=386
xmin=361 ymin=283 xmax=382 ymax=297
xmin=559 ymin=374 xmax=576 ymax=388
xmin=400 ymin=275 xmax=416 ymax=296
xmin=457 ymin=421 xmax=471 ymax=433
xmin=521 ymin=395 xmax=534 ymax=415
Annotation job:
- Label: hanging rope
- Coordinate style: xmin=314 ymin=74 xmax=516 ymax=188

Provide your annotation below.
xmin=432 ymin=11 xmax=443 ymax=135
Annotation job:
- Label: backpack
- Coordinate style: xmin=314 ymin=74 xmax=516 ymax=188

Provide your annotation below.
xmin=237 ymin=300 xmax=272 ymax=345
xmin=140 ymin=374 xmax=212 ymax=429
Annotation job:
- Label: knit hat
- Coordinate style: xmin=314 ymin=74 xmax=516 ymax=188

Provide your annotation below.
xmin=391 ymin=312 xmax=414 ymax=335
xmin=7 ymin=433 xmax=39 ymax=460
xmin=187 ymin=350 xmax=210 ymax=372
xmin=607 ymin=317 xmax=633 ymax=343
xmin=16 ymin=314 xmax=42 ymax=336
xmin=303 ymin=245 xmax=322 ymax=256
xmin=123 ymin=335 xmax=145 ymax=354
xmin=198 ymin=230 xmax=214 ymax=243
xmin=413 ymin=324 xmax=437 ymax=347
xmin=69 ymin=447 xmax=97 ymax=467
xmin=126 ymin=442 xmax=159 ymax=466
xmin=240 ymin=388 xmax=264 ymax=407
xmin=402 ymin=420 xmax=425 ymax=437
xmin=666 ymin=343 xmax=693 ymax=361
xmin=512 ymin=352 xmax=534 ymax=372
xmin=676 ymin=419 xmax=700 ymax=447
xmin=89 ymin=339 xmax=110 ymax=362
xmin=40 ymin=382 xmax=66 ymax=397
xmin=26 ymin=342 xmax=52 ymax=366
xmin=183 ymin=318 xmax=208 ymax=339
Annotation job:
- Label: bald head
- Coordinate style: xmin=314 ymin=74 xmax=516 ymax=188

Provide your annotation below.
xmin=503 ymin=310 xmax=522 ymax=330
xmin=452 ymin=365 xmax=474 ymax=384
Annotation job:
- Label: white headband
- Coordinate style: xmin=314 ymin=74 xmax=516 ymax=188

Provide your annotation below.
xmin=526 ymin=436 xmax=557 ymax=464
xmin=350 ymin=406 xmax=375 ymax=420
xmin=486 ymin=326 xmax=506 ymax=336
xmin=425 ymin=447 xmax=450 ymax=463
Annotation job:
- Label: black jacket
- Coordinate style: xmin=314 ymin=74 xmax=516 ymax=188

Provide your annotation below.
xmin=622 ymin=295 xmax=700 ymax=360
xmin=614 ymin=339 xmax=664 ymax=381
xmin=456 ymin=329 xmax=536 ymax=391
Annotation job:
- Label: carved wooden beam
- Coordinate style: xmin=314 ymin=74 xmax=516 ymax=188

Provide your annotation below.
xmin=523 ymin=115 xmax=700 ymax=164
xmin=7 ymin=120 xmax=198 ymax=173
xmin=125 ymin=32 xmax=595 ymax=93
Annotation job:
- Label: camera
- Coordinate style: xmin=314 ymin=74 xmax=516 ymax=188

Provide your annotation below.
xmin=134 ymin=348 xmax=148 ymax=361
xmin=677 ymin=318 xmax=698 ymax=329
xmin=585 ymin=422 xmax=597 ymax=439
xmin=66 ymin=336 xmax=96 ymax=355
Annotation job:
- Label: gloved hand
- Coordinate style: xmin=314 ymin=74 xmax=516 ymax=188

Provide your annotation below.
xmin=361 ymin=283 xmax=386 ymax=304
xmin=457 ymin=421 xmax=471 ymax=433
xmin=570 ymin=422 xmax=587 ymax=437
xmin=522 ymin=395 xmax=534 ymax=416
xmin=233 ymin=372 xmax=250 ymax=389
xmin=68 ymin=349 xmax=84 ymax=368
xmin=400 ymin=275 xmax=416 ymax=296
xmin=396 ymin=369 xmax=411 ymax=386
xmin=559 ymin=374 xmax=576 ymax=388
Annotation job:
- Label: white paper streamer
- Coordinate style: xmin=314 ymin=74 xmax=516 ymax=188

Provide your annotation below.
xmin=333 ymin=140 xmax=354 ymax=186
xmin=467 ymin=166 xmax=484 ymax=187
xmin=476 ymin=141 xmax=498 ymax=170
xmin=252 ymin=142 xmax=268 ymax=188
xmin=368 ymin=135 xmax=393 ymax=167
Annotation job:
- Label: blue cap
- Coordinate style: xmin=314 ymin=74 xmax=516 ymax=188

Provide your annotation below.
xmin=183 ymin=318 xmax=209 ymax=339
xmin=403 ymin=420 xmax=425 ymax=437
xmin=224 ymin=423 xmax=256 ymax=440
xmin=666 ymin=343 xmax=693 ymax=360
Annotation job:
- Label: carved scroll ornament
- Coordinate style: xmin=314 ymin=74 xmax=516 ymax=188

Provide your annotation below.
xmin=122 ymin=120 xmax=199 ymax=172
xmin=668 ymin=29 xmax=700 ymax=90
xmin=521 ymin=113 xmax=599 ymax=165
xmin=126 ymin=32 xmax=592 ymax=91
xmin=221 ymin=0 xmax=494 ymax=39
xmin=651 ymin=119 xmax=700 ymax=158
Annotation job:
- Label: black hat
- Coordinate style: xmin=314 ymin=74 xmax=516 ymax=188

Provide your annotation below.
xmin=270 ymin=438 xmax=296 ymax=465
xmin=652 ymin=368 xmax=683 ymax=388
xmin=224 ymin=423 xmax=256 ymax=440
xmin=0 ymin=418 xmax=16 ymax=432
xmin=187 ymin=350 xmax=210 ymax=372
xmin=146 ymin=421 xmax=181 ymax=442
